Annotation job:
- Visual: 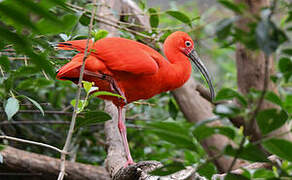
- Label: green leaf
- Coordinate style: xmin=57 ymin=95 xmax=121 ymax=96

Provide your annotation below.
xmin=241 ymin=168 xmax=252 ymax=179
xmin=70 ymin=99 xmax=83 ymax=110
xmin=0 ymin=56 xmax=10 ymax=72
xmin=0 ymin=2 xmax=37 ymax=32
xmin=197 ymin=163 xmax=216 ymax=179
xmin=91 ymin=91 xmax=125 ymax=100
xmin=146 ymin=121 xmax=198 ymax=151
xmin=216 ymin=18 xmax=234 ymax=40
xmin=5 ymin=97 xmax=19 ymax=120
xmin=93 ymin=29 xmax=108 ymax=41
xmin=37 ymin=14 xmax=77 ymax=35
xmin=138 ymin=0 xmax=146 ymax=11
xmin=14 ymin=66 xmax=39 ymax=77
xmin=284 ymin=94 xmax=292 ymax=114
xmin=286 ymin=26 xmax=292 ymax=31
xmin=159 ymin=30 xmax=172 ymax=42
xmin=13 ymin=0 xmax=59 ymax=24
xmin=0 ymin=25 xmax=55 ymax=77
xmin=225 ymin=173 xmax=249 ymax=180
xmin=79 ymin=13 xmax=91 ymax=26
xmin=168 ymin=98 xmax=179 ymax=120
xmin=214 ymin=104 xmax=240 ymax=118
xmin=83 ymin=81 xmax=93 ymax=93
xmin=256 ymin=18 xmax=287 ymax=55
xmin=215 ymin=88 xmax=247 ymax=106
xmin=218 ymin=0 xmax=243 ymax=14
xmin=76 ymin=111 xmax=111 ymax=128
xmin=256 ymin=109 xmax=288 ymax=135
xmin=166 ymin=10 xmax=192 ymax=27
xmin=150 ymin=162 xmax=185 ymax=176
xmin=184 ymin=150 xmax=198 ymax=164
xmin=20 ymin=95 xmax=44 ymax=116
xmin=286 ymin=11 xmax=292 ymax=23
xmin=265 ymin=91 xmax=282 ymax=107
xmin=148 ymin=8 xmax=159 ymax=28
xmin=282 ymin=49 xmax=292 ymax=56
xmin=193 ymin=125 xmax=235 ymax=141
xmin=278 ymin=57 xmax=292 ymax=82
xmin=224 ymin=143 xmax=269 ymax=162
xmin=263 ymin=138 xmax=292 ymax=162
xmin=253 ymin=169 xmax=275 ymax=178
xmin=0 ymin=23 xmax=55 ymax=77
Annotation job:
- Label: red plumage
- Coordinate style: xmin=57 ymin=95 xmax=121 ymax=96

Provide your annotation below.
xmin=56 ymin=31 xmax=214 ymax=165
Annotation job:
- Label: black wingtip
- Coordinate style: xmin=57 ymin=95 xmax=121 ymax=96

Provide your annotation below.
xmin=58 ymin=43 xmax=72 ymax=46
xmin=57 ymin=42 xmax=72 ymax=48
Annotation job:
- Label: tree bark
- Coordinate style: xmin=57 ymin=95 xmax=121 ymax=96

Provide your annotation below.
xmin=234 ymin=0 xmax=292 ymax=141
xmin=0 ymin=146 xmax=110 ymax=180
xmin=172 ymin=78 xmax=245 ymax=172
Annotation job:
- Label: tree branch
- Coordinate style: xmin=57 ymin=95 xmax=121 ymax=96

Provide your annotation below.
xmin=0 ymin=146 xmax=110 ymax=180
xmin=0 ymin=135 xmax=65 ymax=154
xmin=0 ymin=146 xmax=278 ymax=180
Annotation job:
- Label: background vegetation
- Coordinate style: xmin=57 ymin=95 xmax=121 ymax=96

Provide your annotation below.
xmin=0 ymin=0 xmax=291 ymax=179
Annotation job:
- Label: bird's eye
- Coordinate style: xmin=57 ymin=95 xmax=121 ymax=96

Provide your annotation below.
xmin=185 ymin=41 xmax=192 ymax=47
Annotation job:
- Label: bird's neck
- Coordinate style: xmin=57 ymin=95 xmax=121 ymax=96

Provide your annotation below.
xmin=163 ymin=50 xmax=192 ymax=90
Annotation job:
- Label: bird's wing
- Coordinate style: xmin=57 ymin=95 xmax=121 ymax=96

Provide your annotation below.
xmin=57 ymin=40 xmax=93 ymax=52
xmin=93 ymin=37 xmax=160 ymax=75
xmin=57 ymin=37 xmax=162 ymax=75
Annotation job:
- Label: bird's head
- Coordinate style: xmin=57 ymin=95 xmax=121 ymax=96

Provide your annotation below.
xmin=164 ymin=31 xmax=215 ymax=100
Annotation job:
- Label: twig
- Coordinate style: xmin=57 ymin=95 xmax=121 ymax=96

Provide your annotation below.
xmin=0 ymin=135 xmax=65 ymax=154
xmin=67 ymin=3 xmax=155 ymax=41
xmin=227 ymin=54 xmax=270 ymax=172
xmin=0 ymin=172 xmax=42 ymax=176
xmin=57 ymin=1 xmax=97 ymax=179
xmin=7 ymin=56 xmax=68 ymax=60
xmin=67 ymin=3 xmax=186 ymax=32
xmin=0 ymin=109 xmax=73 ymax=115
xmin=0 ymin=120 xmax=70 ymax=125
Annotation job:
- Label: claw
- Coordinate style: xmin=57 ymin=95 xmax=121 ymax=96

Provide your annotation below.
xmin=124 ymin=159 xmax=135 ymax=167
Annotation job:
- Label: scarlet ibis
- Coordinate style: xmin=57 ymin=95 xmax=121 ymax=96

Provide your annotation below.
xmin=56 ymin=31 xmax=214 ymax=165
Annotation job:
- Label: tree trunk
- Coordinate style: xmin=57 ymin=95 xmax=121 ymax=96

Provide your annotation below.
xmin=234 ymin=0 xmax=292 ymax=141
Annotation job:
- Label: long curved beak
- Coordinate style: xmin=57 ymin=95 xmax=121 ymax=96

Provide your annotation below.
xmin=187 ymin=49 xmax=215 ymax=100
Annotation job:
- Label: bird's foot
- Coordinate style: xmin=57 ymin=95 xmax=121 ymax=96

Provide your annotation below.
xmin=124 ymin=159 xmax=135 ymax=167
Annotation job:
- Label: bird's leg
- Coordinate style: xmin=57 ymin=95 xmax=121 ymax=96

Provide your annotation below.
xmin=117 ymin=106 xmax=134 ymax=166
xmin=109 ymin=80 xmax=127 ymax=104
xmin=83 ymin=70 xmax=127 ymax=104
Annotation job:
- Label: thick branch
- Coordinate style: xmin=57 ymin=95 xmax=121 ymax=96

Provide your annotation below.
xmin=0 ymin=146 xmax=110 ymax=180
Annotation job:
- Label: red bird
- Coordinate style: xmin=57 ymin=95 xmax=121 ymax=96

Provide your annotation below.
xmin=56 ymin=31 xmax=214 ymax=166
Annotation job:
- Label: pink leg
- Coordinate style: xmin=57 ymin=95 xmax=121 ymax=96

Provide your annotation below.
xmin=117 ymin=106 xmax=134 ymax=166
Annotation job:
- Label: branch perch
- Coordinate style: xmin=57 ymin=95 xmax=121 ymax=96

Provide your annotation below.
xmin=0 ymin=146 xmax=110 ymax=180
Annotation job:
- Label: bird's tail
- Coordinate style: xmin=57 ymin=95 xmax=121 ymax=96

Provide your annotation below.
xmin=57 ymin=39 xmax=93 ymax=52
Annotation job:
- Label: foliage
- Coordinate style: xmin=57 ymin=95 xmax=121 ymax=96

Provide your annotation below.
xmin=0 ymin=0 xmax=291 ymax=179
